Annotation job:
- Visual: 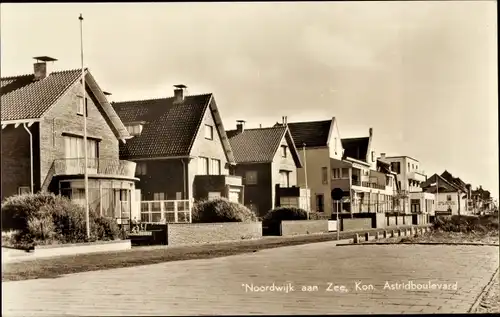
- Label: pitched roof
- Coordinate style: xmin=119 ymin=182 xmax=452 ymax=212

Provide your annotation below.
xmin=113 ymin=94 xmax=228 ymax=159
xmin=227 ymin=126 xmax=286 ymax=163
xmin=227 ymin=126 xmax=302 ymax=167
xmin=1 ymin=70 xmax=82 ymax=121
xmin=1 ymin=69 xmax=131 ymax=141
xmin=341 ymin=137 xmax=370 ymax=161
xmin=284 ymin=119 xmax=333 ymax=148
xmin=422 ymin=173 xmax=463 ymax=193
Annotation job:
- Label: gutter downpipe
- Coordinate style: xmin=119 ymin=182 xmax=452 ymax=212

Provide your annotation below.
xmin=23 ymin=123 xmax=34 ymax=194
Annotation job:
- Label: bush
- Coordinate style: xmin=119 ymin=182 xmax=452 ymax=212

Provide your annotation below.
xmin=1 ymin=192 xmax=122 ymax=248
xmin=262 ymin=207 xmax=308 ymax=236
xmin=192 ymin=198 xmax=257 ymax=223
xmin=434 ymin=215 xmax=499 ymax=233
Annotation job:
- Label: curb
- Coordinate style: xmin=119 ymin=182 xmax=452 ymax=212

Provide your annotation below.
xmin=468 ymin=267 xmax=499 ymax=313
xmin=343 ymin=242 xmax=500 ymax=247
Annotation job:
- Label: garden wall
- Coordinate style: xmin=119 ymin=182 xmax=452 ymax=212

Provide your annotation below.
xmin=280 ymin=220 xmax=328 ymax=236
xmin=166 ymin=222 xmax=262 ymax=246
xmin=342 ymin=218 xmax=372 ymax=231
xmin=375 ymin=213 xmax=386 ymax=229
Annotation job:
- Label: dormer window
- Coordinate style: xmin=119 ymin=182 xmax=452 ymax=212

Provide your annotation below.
xmin=126 ymin=123 xmax=144 ymax=136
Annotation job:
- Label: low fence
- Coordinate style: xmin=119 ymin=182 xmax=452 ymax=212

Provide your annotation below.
xmin=140 ymin=200 xmax=192 ymax=224
xmin=166 ymin=222 xmax=262 ymax=246
xmin=280 ymin=220 xmax=329 ymax=236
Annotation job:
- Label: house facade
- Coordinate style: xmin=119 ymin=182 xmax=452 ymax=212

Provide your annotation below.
xmin=285 ymin=119 xmax=396 ymax=217
xmin=380 ymin=154 xmax=430 ymax=213
xmin=1 ymin=57 xmax=138 ymax=224
xmin=112 ymin=86 xmax=244 ymax=222
xmin=226 ymin=121 xmax=303 ymax=217
xmin=422 ymin=173 xmax=466 ymax=216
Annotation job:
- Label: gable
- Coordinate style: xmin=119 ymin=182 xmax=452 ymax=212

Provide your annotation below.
xmin=189 ymin=98 xmax=235 ymax=165
xmin=328 ymin=118 xmax=343 ymax=160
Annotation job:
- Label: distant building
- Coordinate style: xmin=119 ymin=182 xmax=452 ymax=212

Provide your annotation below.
xmin=421 ymin=172 xmax=468 ymax=216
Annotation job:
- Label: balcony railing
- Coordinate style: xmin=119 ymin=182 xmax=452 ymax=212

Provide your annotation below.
xmin=352 ymin=179 xmax=385 ymax=190
xmin=54 ymin=158 xmax=136 ymax=178
xmin=408 ymin=171 xmax=427 ymax=182
xmin=140 ymin=200 xmax=192 ymax=223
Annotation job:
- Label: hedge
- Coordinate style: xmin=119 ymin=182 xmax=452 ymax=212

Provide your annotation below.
xmin=192 ymin=198 xmax=257 ymax=223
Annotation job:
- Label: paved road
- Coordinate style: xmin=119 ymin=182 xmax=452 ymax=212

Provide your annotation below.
xmin=2 ymin=242 xmax=498 ymax=315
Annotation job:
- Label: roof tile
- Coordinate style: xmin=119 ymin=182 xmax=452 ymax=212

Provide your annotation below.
xmin=227 ymin=126 xmax=286 ymax=163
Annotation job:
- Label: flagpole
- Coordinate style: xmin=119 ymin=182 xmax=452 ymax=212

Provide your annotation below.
xmin=436 ymin=176 xmax=439 ymax=215
xmin=79 ymin=13 xmax=90 ymax=238
xmin=303 ymin=143 xmax=309 ymax=219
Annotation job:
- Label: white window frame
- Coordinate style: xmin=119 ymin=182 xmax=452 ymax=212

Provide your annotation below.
xmin=153 ymin=192 xmax=165 ymax=201
xmin=245 ymin=171 xmax=258 ymax=185
xmin=126 ymin=124 xmax=143 ymax=136
xmin=208 ymin=192 xmax=221 ymax=200
xmin=205 ymin=124 xmax=214 ymax=140
xmin=341 ymin=168 xmax=350 ymax=179
xmin=18 ymin=186 xmax=31 ymax=195
xmin=279 ymin=170 xmax=290 ymax=187
xmin=77 ymin=97 xmax=88 ymax=116
xmin=281 ymin=145 xmax=287 ymax=158
xmin=332 ymin=168 xmax=340 ymax=180
xmin=321 ymin=167 xmax=328 ymax=184
xmin=199 ymin=157 xmax=209 ymax=175
xmin=136 ymin=162 xmax=147 ymax=175
xmin=209 ymin=158 xmax=221 ymax=175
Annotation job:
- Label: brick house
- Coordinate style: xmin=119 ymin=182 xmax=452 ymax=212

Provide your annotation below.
xmin=112 ymin=85 xmax=243 ymax=221
xmin=1 ymin=57 xmax=138 ymax=224
xmin=226 ymin=121 xmax=303 ymax=217
xmin=285 ymin=119 xmax=397 ymax=217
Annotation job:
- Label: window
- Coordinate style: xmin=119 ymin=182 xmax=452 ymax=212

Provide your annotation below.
xmin=245 ymin=171 xmax=258 ymax=185
xmin=153 ymin=192 xmax=165 ymax=201
xmin=447 ymin=195 xmax=452 ymax=201
xmin=411 ymin=199 xmax=421 ymax=213
xmin=136 ymin=162 xmax=147 ymax=175
xmin=205 ymin=124 xmax=213 ymax=140
xmin=334 ymin=137 xmax=337 ymax=153
xmin=77 ymin=97 xmax=89 ymax=116
xmin=18 ymin=186 xmax=30 ymax=195
xmin=408 ymin=162 xmax=410 ymax=171
xmin=332 ymin=168 xmax=340 ymax=179
xmin=208 ymin=192 xmax=221 ymax=200
xmin=247 ymin=203 xmax=258 ymax=214
xmin=321 ymin=167 xmax=328 ymax=184
xmin=391 ymin=162 xmax=401 ymax=174
xmin=279 ymin=170 xmax=290 ymax=187
xmin=281 ymin=145 xmax=287 ymax=158
xmin=126 ymin=124 xmax=143 ymax=136
xmin=341 ymin=168 xmax=350 ymax=179
xmin=416 ymin=165 xmax=418 ymax=170
xmin=316 ymin=194 xmax=324 ymax=213
xmin=199 ymin=157 xmax=209 ymax=175
xmin=371 ymin=151 xmax=375 ymax=162
xmin=209 ymin=158 xmax=221 ymax=175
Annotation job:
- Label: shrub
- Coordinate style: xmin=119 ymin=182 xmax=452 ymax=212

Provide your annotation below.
xmin=1 ymin=192 xmax=122 ymax=247
xmin=434 ymin=215 xmax=499 ymax=233
xmin=262 ymin=207 xmax=308 ymax=236
xmin=192 ymin=198 xmax=257 ymax=223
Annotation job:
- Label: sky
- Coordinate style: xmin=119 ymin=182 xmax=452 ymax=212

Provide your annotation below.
xmin=1 ymin=2 xmax=498 ymax=199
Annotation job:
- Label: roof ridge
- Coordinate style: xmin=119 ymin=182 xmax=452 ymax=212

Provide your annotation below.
xmin=287 ymin=119 xmax=333 ymax=125
xmin=237 ymin=126 xmax=286 ymax=132
xmin=1 ymin=68 xmax=85 ymax=80
xmin=112 ymin=93 xmax=213 ymax=105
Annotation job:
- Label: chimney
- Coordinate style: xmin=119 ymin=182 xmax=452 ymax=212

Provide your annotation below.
xmin=369 ymin=127 xmax=373 ymax=137
xmin=173 ymin=84 xmax=187 ymax=103
xmin=32 ymin=56 xmax=57 ymax=81
xmin=380 ymin=153 xmax=386 ymax=159
xmin=236 ymin=120 xmax=246 ymax=133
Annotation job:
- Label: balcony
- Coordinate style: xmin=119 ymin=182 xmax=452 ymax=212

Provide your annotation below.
xmin=352 ymin=179 xmax=385 ymax=190
xmin=408 ymin=171 xmax=426 ymax=182
xmin=54 ymin=158 xmax=137 ymax=179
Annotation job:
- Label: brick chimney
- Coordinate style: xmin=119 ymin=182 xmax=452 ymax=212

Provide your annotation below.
xmin=380 ymin=153 xmax=386 ymax=159
xmin=236 ymin=120 xmax=246 ymax=133
xmin=173 ymin=84 xmax=187 ymax=103
xmin=32 ymin=56 xmax=57 ymax=81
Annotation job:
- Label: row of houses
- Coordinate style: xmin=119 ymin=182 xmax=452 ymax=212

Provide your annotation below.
xmin=1 ymin=58 xmax=494 ymax=225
